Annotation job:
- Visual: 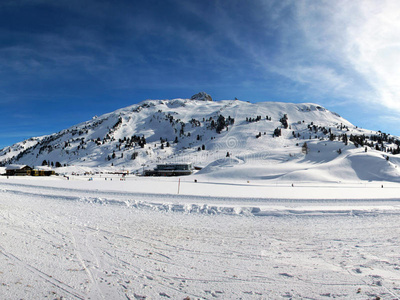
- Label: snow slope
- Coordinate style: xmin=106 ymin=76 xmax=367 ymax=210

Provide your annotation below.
xmin=1 ymin=96 xmax=400 ymax=183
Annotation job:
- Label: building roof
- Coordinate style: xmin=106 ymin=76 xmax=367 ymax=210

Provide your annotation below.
xmin=6 ymin=164 xmax=30 ymax=170
xmin=156 ymin=162 xmax=193 ymax=166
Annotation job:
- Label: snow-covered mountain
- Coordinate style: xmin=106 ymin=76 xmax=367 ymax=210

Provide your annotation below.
xmin=2 ymin=93 xmax=400 ymax=182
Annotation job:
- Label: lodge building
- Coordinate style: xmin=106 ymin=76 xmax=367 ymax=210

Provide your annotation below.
xmin=144 ymin=163 xmax=193 ymax=176
xmin=5 ymin=165 xmax=55 ymax=176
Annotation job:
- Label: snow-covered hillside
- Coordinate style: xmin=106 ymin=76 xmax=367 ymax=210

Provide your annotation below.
xmin=1 ymin=93 xmax=400 ymax=182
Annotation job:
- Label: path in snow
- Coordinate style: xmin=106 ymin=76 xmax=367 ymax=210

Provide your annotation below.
xmin=0 ymin=184 xmax=400 ymax=299
xmin=1 ymin=177 xmax=400 ymax=217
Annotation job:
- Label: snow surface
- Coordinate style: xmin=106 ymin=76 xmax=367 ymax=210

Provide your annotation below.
xmin=1 ymin=176 xmax=400 ymax=299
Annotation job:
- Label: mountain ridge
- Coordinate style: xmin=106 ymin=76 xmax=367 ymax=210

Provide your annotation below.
xmin=1 ymin=96 xmax=400 ymax=182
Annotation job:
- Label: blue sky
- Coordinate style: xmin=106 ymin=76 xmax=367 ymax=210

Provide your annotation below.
xmin=1 ymin=0 xmax=400 ymax=148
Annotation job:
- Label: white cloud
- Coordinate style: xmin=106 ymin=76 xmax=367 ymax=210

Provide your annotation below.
xmin=344 ymin=0 xmax=400 ymax=110
xmin=275 ymin=0 xmax=400 ymax=111
xmin=207 ymin=0 xmax=400 ymax=112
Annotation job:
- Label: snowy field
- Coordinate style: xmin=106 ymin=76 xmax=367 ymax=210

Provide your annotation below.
xmin=1 ymin=176 xmax=400 ymax=299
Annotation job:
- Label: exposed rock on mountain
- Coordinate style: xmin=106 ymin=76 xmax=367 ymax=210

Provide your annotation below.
xmin=190 ymin=92 xmax=213 ymax=101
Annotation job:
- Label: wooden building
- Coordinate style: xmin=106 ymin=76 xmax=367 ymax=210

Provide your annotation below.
xmin=5 ymin=165 xmax=55 ymax=176
xmin=5 ymin=165 xmax=33 ymax=176
xmin=33 ymin=166 xmax=56 ymax=176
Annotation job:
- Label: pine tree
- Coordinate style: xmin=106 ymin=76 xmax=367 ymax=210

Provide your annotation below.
xmin=302 ymin=142 xmax=309 ymax=154
xmin=273 ymin=128 xmax=281 ymax=137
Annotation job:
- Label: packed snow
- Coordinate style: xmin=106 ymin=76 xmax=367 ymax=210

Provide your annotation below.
xmin=1 ymin=175 xmax=400 ymax=299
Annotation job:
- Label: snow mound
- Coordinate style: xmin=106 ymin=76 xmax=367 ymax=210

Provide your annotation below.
xmin=348 ymin=152 xmax=400 ymax=182
xmin=197 ymin=157 xmax=243 ymax=174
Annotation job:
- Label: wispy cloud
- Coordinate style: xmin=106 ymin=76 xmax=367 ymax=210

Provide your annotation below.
xmin=184 ymin=0 xmax=400 ymax=113
xmin=343 ymin=0 xmax=400 ymax=110
xmin=258 ymin=0 xmax=400 ymax=111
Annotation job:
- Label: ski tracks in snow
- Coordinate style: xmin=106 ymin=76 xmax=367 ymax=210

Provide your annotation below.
xmin=0 ymin=244 xmax=86 ymax=299
xmin=1 ymin=183 xmax=400 ymax=298
xmin=67 ymin=225 xmax=108 ymax=299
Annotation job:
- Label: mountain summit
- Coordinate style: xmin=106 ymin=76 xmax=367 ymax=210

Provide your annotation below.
xmin=190 ymin=92 xmax=213 ymax=101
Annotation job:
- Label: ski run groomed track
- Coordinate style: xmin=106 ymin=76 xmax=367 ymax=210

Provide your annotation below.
xmin=0 ymin=175 xmax=400 ymax=299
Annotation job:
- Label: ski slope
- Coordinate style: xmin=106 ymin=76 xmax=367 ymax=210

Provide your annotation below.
xmin=2 ymin=97 xmax=400 ymax=184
